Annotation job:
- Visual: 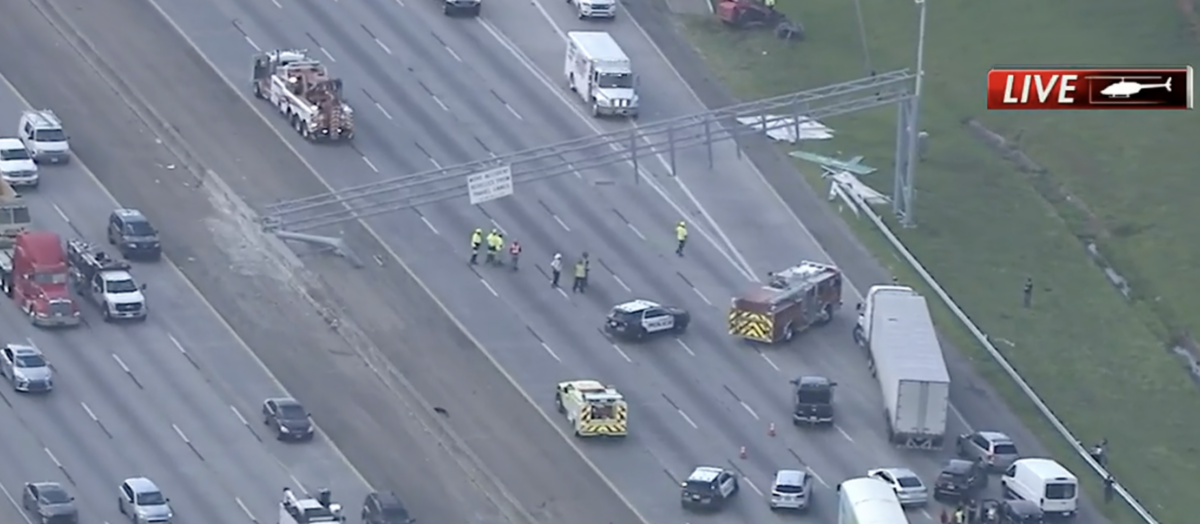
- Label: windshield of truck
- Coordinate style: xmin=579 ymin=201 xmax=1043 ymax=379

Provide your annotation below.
xmin=15 ymin=353 xmax=46 ymax=367
xmin=0 ymin=148 xmax=30 ymax=161
xmin=106 ymin=278 xmax=139 ymax=293
xmin=796 ymin=388 xmax=831 ymax=404
xmin=1044 ymin=482 xmax=1076 ymax=500
xmin=597 ymin=73 xmax=633 ymax=89
xmin=33 ymin=129 xmax=66 ymax=142
xmin=33 ymin=273 xmax=68 ymax=285
xmin=0 ymin=206 xmax=31 ymax=225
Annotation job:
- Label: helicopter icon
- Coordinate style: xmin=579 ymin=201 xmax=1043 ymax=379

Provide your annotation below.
xmin=1100 ymin=77 xmax=1172 ymax=98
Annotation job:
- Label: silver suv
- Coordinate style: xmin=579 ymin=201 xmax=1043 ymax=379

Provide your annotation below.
xmin=956 ymin=430 xmax=1020 ymax=471
xmin=118 ymin=478 xmax=172 ymax=524
xmin=0 ymin=344 xmax=53 ymax=392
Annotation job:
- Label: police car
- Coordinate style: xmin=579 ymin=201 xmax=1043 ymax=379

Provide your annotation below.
xmin=681 ymin=466 xmax=738 ymax=510
xmin=604 ymin=299 xmax=690 ymax=340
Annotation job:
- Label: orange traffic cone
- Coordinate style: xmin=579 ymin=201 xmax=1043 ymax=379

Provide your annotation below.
xmin=739 ymin=446 xmax=747 ymax=459
xmin=768 ymin=423 xmax=776 ymax=437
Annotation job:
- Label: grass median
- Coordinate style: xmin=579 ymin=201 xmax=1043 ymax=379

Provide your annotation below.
xmin=676 ymin=1 xmax=1200 ymax=523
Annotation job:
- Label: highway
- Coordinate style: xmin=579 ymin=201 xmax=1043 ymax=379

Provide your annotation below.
xmin=0 ymin=0 xmax=1112 ymax=523
xmin=0 ymin=90 xmax=366 ymax=524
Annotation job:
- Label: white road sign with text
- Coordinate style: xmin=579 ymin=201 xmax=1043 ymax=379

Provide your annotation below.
xmin=467 ymin=165 xmax=514 ymax=205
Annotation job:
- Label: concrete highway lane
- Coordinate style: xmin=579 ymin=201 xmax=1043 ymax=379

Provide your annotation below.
xmin=0 ymin=83 xmax=368 ymax=523
xmin=0 ymin=2 xmax=642 ymax=524
xmin=75 ymin=1 xmax=1045 ymax=524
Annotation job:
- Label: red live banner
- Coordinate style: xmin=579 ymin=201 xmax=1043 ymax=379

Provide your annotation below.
xmin=986 ymin=67 xmax=1193 ymax=110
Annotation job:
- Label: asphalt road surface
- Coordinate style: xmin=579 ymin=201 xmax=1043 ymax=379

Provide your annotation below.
xmin=0 ymin=92 xmax=365 ymax=523
xmin=0 ymin=0 xmax=1111 ymax=522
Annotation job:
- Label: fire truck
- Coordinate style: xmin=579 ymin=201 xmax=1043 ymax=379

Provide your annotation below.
xmin=279 ymin=487 xmax=344 ymax=524
xmin=66 ymin=239 xmax=147 ymax=321
xmin=554 ymin=379 xmax=628 ymax=437
xmin=727 ymin=261 xmax=842 ymax=344
xmin=0 ymin=181 xmax=78 ymax=327
xmin=252 ymin=50 xmax=354 ymax=142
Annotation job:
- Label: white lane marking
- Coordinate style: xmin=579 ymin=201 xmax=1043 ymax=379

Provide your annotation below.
xmin=741 ymin=402 xmax=759 ymax=420
xmin=612 ymin=275 xmax=631 ymax=292
xmin=235 ymin=497 xmax=258 ymax=523
xmin=541 ymin=342 xmax=561 ymax=362
xmin=675 ymin=338 xmax=695 ymax=356
xmin=51 ymin=203 xmax=70 ymax=224
xmin=505 ymin=104 xmax=523 ymax=120
xmin=743 ymin=477 xmax=762 ymax=497
xmin=552 ymin=215 xmax=570 ymax=231
xmin=760 ymin=353 xmax=780 ymax=371
xmin=288 ymin=473 xmax=307 ymax=492
xmin=230 ymin=405 xmax=250 ymax=426
xmin=243 ymin=36 xmax=261 ymax=51
xmin=394 ymin=0 xmax=405 ymax=5
xmin=627 ymin=223 xmax=646 ymax=241
xmin=112 ymin=353 xmax=131 ymax=373
xmin=611 ymin=344 xmax=632 ymax=363
xmin=0 ymin=481 xmax=33 ymax=524
xmin=808 ymin=468 xmax=829 ymax=488
xmin=44 ymin=447 xmax=62 ymax=468
xmin=835 ymin=425 xmax=855 ymax=443
xmin=319 ymin=47 xmax=337 ymax=62
xmin=429 ymin=157 xmax=442 ymax=169
xmin=419 ymin=216 xmax=440 ymax=235
xmin=480 ymin=279 xmax=499 ymax=297
xmin=475 ymin=20 xmax=756 ymax=281
xmin=692 ymin=287 xmax=712 ymax=306
xmin=920 ymin=509 xmax=933 ymax=521
xmin=270 ymin=0 xmax=282 ymax=7
xmin=81 ymin=402 xmax=99 ymax=423
xmin=375 ymin=103 xmax=393 ymax=120
xmin=432 ymin=96 xmax=449 ymax=112
xmin=677 ymin=409 xmax=698 ymax=428
xmin=556 ymin=287 xmax=569 ymax=300
xmin=172 ymin=423 xmax=191 ymax=444
xmin=445 ymin=46 xmax=462 ymax=62
xmin=374 ymin=39 xmax=392 ymax=55
xmin=362 ymin=156 xmax=380 ymax=173
xmin=490 ymin=219 xmax=506 ymax=235
xmin=168 ymin=333 xmax=187 ymax=355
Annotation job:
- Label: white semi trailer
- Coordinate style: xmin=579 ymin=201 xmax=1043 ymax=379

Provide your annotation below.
xmin=854 ymin=285 xmax=950 ymax=449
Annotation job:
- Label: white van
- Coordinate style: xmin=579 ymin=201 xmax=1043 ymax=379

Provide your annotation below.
xmin=18 ymin=110 xmax=70 ymax=164
xmin=836 ymin=477 xmax=907 ymax=524
xmin=1001 ymin=458 xmax=1078 ymax=518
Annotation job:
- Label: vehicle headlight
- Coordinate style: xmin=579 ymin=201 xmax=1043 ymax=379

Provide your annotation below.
xmin=280 ymin=426 xmax=290 ymax=432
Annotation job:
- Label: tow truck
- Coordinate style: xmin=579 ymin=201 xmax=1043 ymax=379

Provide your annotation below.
xmin=66 ymin=239 xmax=147 ymax=321
xmin=0 ymin=182 xmax=79 ymax=327
xmin=252 ymin=50 xmax=354 ymax=142
xmin=279 ymin=487 xmax=344 ymax=524
xmin=554 ymin=379 xmax=628 ymax=437
xmin=727 ymin=261 xmax=842 ymax=343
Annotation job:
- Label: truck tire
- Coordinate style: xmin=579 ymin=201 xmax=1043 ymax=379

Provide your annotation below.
xmin=782 ymin=322 xmax=795 ymax=342
xmin=1 ymin=274 xmax=10 ymax=297
xmin=814 ymin=303 xmax=833 ymax=326
xmin=102 ymin=306 xmax=112 ymax=323
xmin=567 ymin=74 xmax=575 ymax=92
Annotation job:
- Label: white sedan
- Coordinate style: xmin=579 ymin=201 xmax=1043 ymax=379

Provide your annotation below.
xmin=867 ymin=467 xmax=928 ymax=507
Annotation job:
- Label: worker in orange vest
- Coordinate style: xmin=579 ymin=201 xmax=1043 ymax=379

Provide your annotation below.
xmin=508 ymin=241 xmax=521 ymax=271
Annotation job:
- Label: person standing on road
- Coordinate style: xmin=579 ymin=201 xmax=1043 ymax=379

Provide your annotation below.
xmin=675 ymin=221 xmax=688 ymax=257
xmin=508 ymin=241 xmax=521 ymax=271
xmin=1023 ymin=277 xmax=1034 ymax=308
xmin=549 ymin=253 xmax=563 ymax=287
xmin=469 ymin=228 xmax=483 ymax=265
xmin=572 ymin=252 xmax=590 ymax=293
xmin=485 ymin=229 xmax=499 ymax=265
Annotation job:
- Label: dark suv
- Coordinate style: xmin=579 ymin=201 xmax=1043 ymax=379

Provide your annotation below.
xmin=362 ymin=492 xmax=414 ymax=524
xmin=933 ymin=458 xmax=988 ymax=503
xmin=107 ymin=208 xmax=161 ymax=260
xmin=790 ymin=375 xmax=835 ymax=425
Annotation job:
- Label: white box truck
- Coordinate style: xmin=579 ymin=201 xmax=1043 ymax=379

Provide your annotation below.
xmin=837 ymin=477 xmax=908 ymax=524
xmin=564 ymin=31 xmax=639 ymax=118
xmin=854 ymin=285 xmax=950 ymax=449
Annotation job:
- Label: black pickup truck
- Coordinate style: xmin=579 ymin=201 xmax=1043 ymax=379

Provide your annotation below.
xmin=790 ymin=375 xmax=835 ymax=425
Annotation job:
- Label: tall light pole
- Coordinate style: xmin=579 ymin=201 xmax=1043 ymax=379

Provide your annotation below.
xmin=895 ymin=0 xmax=926 ymax=226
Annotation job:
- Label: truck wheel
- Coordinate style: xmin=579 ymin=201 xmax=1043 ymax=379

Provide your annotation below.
xmin=591 ymin=103 xmax=600 ymax=117
xmin=2 ymin=275 xmax=10 ymax=297
xmin=567 ymin=74 xmax=575 ymax=92
xmin=814 ymin=304 xmax=833 ymax=326
xmin=102 ymin=307 xmax=112 ymax=323
xmin=555 ymin=393 xmax=564 ymax=413
xmin=782 ymin=322 xmax=795 ymax=341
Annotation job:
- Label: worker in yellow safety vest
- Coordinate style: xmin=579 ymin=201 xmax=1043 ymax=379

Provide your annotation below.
xmin=675 ymin=221 xmax=688 ymax=257
xmin=572 ymin=252 xmax=590 ymax=293
xmin=485 ymin=229 xmax=501 ymax=264
xmin=469 ymin=228 xmax=483 ymax=265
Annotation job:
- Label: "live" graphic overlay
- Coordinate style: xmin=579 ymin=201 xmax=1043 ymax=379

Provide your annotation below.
xmin=986 ymin=67 xmax=1193 ymax=110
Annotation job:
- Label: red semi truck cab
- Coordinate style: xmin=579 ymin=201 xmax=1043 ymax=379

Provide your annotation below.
xmin=0 ymin=230 xmax=80 ymax=327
